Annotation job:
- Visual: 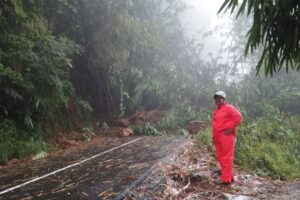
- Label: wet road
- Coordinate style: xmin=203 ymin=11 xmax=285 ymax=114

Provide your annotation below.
xmin=0 ymin=136 xmax=187 ymax=200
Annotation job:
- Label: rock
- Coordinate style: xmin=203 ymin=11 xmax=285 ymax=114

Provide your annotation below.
xmin=116 ymin=118 xmax=130 ymax=127
xmin=212 ymin=168 xmax=222 ymax=176
xmin=222 ymin=193 xmax=256 ymax=200
xmin=252 ymin=180 xmax=262 ymax=185
xmin=33 ymin=151 xmax=48 ymax=160
xmin=170 ymin=188 xmax=180 ymax=196
xmin=102 ymin=121 xmax=110 ymax=128
xmin=177 ymin=129 xmax=190 ymax=137
xmin=7 ymin=158 xmax=19 ymax=165
xmin=128 ymin=112 xmax=146 ymax=124
xmin=120 ymin=128 xmax=134 ymax=137
xmin=190 ymin=171 xmax=210 ymax=182
xmin=109 ymin=118 xmax=130 ymax=127
xmin=62 ymin=140 xmax=82 ymax=148
xmin=187 ymin=120 xmax=205 ymax=134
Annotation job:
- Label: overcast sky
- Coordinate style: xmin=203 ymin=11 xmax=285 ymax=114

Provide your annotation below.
xmin=181 ymin=0 xmax=231 ymax=59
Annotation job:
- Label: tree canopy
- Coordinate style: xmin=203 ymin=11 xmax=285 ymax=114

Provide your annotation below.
xmin=219 ymin=0 xmax=300 ymax=76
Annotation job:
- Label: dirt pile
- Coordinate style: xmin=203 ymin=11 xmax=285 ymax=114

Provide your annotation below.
xmin=96 ymin=109 xmax=167 ymax=137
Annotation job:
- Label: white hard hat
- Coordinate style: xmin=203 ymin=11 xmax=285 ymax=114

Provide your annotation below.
xmin=214 ymin=91 xmax=226 ymax=99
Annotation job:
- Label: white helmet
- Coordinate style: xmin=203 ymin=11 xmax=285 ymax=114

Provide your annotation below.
xmin=214 ymin=91 xmax=226 ymax=99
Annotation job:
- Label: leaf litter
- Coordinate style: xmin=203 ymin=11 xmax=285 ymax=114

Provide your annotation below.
xmin=123 ymin=139 xmax=300 ymax=200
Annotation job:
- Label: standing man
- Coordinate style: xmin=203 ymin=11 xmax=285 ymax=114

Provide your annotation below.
xmin=213 ymin=91 xmax=242 ymax=184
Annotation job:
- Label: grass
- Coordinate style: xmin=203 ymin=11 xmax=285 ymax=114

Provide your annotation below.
xmin=133 ymin=122 xmax=163 ymax=136
xmin=0 ymin=137 xmax=48 ymax=164
xmin=196 ymin=114 xmax=300 ymax=180
xmin=0 ymin=119 xmax=48 ymax=164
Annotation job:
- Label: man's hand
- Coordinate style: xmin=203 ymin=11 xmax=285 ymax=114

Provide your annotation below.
xmin=225 ymin=128 xmax=233 ymax=135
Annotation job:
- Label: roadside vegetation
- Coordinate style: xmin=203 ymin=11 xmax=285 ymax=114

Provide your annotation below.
xmin=197 ymin=71 xmax=300 ymax=180
xmin=0 ymin=0 xmax=299 ymax=183
xmin=197 ymin=107 xmax=300 ymax=181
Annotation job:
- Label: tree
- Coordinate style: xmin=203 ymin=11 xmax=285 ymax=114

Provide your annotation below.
xmin=43 ymin=0 xmax=211 ymax=117
xmin=231 ymin=69 xmax=300 ymax=118
xmin=0 ymin=1 xmax=78 ymax=130
xmin=219 ymin=0 xmax=300 ymax=76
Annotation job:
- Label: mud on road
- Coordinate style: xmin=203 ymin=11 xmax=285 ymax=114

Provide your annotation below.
xmin=0 ymin=136 xmax=188 ymax=200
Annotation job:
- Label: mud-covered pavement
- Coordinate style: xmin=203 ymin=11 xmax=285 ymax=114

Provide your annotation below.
xmin=0 ymin=136 xmax=188 ymax=200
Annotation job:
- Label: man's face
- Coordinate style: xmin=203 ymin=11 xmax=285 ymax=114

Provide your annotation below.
xmin=214 ymin=96 xmax=225 ymax=107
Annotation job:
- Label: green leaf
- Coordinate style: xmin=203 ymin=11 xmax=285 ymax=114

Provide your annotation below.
xmin=218 ymin=0 xmax=231 ymax=14
xmin=11 ymin=0 xmax=26 ymax=18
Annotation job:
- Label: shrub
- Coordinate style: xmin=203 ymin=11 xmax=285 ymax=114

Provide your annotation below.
xmin=0 ymin=119 xmax=47 ymax=164
xmin=197 ymin=111 xmax=300 ymax=180
xmin=196 ymin=128 xmax=214 ymax=152
xmin=133 ymin=123 xmax=162 ymax=136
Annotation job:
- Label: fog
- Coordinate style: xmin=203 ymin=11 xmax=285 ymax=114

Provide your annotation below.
xmin=1 ymin=1 xmax=300 ymax=188
xmin=181 ymin=0 xmax=232 ymax=59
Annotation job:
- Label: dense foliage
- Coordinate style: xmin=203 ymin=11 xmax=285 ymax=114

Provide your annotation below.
xmin=0 ymin=1 xmax=79 ymax=162
xmin=0 ymin=0 xmax=216 ymax=162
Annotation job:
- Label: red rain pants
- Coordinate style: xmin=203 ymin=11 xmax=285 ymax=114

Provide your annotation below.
xmin=214 ymin=134 xmax=235 ymax=182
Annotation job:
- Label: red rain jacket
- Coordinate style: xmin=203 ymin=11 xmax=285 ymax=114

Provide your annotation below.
xmin=213 ymin=103 xmax=242 ymax=136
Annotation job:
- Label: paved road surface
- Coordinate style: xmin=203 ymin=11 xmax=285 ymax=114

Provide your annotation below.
xmin=0 ymin=136 xmax=187 ymax=200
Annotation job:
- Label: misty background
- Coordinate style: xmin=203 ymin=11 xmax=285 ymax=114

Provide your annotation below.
xmin=0 ymin=0 xmax=299 ymax=180
xmin=181 ymin=0 xmax=227 ymax=58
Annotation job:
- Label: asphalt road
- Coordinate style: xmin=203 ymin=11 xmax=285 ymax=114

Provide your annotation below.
xmin=0 ymin=136 xmax=187 ymax=200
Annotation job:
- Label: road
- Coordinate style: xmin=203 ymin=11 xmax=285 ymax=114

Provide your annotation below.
xmin=0 ymin=136 xmax=187 ymax=200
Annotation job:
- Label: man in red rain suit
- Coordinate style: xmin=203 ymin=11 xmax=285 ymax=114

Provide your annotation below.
xmin=213 ymin=91 xmax=242 ymax=184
